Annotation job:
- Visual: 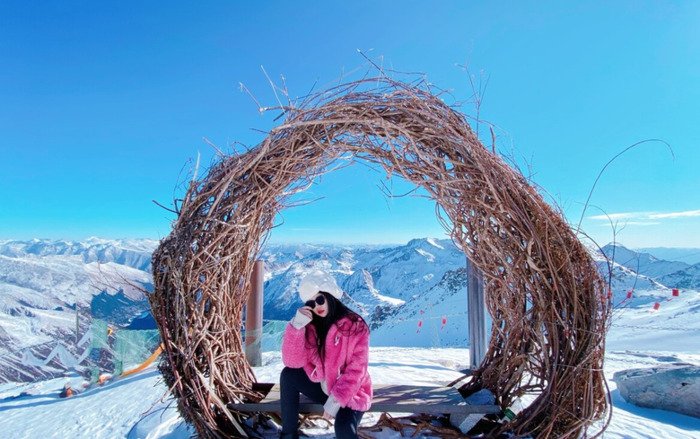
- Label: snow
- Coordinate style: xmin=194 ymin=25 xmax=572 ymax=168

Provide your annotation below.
xmin=426 ymin=238 xmax=445 ymax=250
xmin=0 ymin=240 xmax=155 ymax=357
xmin=1 ymin=240 xmax=699 ymax=437
xmin=414 ymin=248 xmax=435 ymax=262
xmin=2 ymin=317 xmax=699 ymax=438
xmin=0 ymin=349 xmax=476 ymax=439
xmin=372 ymin=292 xmax=405 ymax=307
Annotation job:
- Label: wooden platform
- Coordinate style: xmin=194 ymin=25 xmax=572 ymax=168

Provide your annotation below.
xmin=227 ymin=383 xmax=500 ymax=415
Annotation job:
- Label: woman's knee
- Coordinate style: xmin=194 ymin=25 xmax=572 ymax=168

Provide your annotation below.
xmin=280 ymin=366 xmax=293 ymax=384
xmin=280 ymin=366 xmax=303 ymax=384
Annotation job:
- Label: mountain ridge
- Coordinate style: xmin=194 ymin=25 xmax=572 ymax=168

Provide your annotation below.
xmin=2 ymin=237 xmax=698 ymax=383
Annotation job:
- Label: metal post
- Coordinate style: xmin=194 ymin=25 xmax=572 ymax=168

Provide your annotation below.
xmin=467 ymin=257 xmax=487 ymax=369
xmin=245 ymin=260 xmax=264 ymax=367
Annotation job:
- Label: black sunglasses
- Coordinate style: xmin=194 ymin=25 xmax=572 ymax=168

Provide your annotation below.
xmin=305 ymin=295 xmax=326 ymax=309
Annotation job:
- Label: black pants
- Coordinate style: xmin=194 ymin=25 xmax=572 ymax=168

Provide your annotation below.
xmin=280 ymin=367 xmax=364 ymax=439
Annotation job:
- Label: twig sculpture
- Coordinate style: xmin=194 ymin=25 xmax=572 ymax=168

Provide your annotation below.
xmin=150 ymin=75 xmax=611 ymax=438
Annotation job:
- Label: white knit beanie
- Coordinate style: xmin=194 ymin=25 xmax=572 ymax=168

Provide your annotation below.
xmin=297 ymin=271 xmax=343 ymax=302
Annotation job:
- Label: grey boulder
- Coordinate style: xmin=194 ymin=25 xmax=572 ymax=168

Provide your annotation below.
xmin=614 ymin=363 xmax=700 ymax=418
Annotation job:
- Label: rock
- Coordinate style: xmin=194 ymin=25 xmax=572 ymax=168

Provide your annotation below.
xmin=613 ymin=363 xmax=700 ymax=418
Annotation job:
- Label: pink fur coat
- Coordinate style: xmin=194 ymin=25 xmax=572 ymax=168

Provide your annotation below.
xmin=281 ymin=316 xmax=372 ymax=414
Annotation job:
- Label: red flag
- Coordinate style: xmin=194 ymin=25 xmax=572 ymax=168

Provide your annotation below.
xmin=626 ymin=290 xmax=633 ymax=299
xmin=672 ymin=288 xmax=679 ymax=297
xmin=653 ymin=302 xmax=660 ymax=311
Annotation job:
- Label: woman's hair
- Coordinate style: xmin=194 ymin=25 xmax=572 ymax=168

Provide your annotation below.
xmin=306 ymin=291 xmax=368 ymax=359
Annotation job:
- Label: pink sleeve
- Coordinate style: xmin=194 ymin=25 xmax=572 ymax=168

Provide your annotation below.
xmin=281 ymin=322 xmax=323 ymax=375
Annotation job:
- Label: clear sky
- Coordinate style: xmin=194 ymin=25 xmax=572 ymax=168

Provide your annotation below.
xmin=1 ymin=1 xmax=698 ymax=248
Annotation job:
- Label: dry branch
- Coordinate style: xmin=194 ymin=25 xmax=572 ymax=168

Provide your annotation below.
xmin=150 ymin=75 xmax=611 ymax=438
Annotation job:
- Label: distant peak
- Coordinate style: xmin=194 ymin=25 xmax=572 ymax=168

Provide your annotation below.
xmin=603 ymin=242 xmax=630 ymax=250
xmin=406 ymin=237 xmax=429 ymax=246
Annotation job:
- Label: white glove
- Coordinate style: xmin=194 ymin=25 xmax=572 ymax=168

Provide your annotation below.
xmin=291 ymin=308 xmax=312 ymax=329
xmin=323 ymin=394 xmax=342 ymax=417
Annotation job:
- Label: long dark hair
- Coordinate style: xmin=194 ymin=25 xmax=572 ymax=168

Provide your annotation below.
xmin=307 ymin=291 xmax=368 ymax=360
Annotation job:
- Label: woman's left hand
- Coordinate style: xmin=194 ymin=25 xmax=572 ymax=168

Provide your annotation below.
xmin=322 ymin=411 xmax=334 ymax=420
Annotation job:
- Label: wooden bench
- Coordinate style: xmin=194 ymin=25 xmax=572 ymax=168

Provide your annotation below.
xmin=227 ymin=383 xmax=500 ymax=416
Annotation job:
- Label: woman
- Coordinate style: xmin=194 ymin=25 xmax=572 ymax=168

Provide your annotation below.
xmin=280 ymin=271 xmax=372 ymax=439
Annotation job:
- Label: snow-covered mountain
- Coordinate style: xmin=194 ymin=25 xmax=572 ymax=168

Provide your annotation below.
xmin=0 ymin=238 xmax=157 ymax=271
xmin=601 ymin=243 xmax=700 ymax=290
xmin=636 ymin=247 xmax=700 ymax=265
xmin=593 ymin=246 xmax=666 ymax=303
xmin=658 ymin=263 xmax=700 ymax=289
xmin=258 ymin=237 xmax=472 ymax=347
xmin=3 ymin=237 xmax=699 ymax=382
xmin=0 ymin=239 xmax=157 ymax=382
xmin=602 ymin=243 xmax=690 ymax=279
xmin=259 ymin=238 xmax=467 ymax=341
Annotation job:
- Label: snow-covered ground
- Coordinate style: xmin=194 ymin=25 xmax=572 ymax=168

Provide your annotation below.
xmin=1 ymin=349 xmax=698 ymax=438
xmin=1 ymin=304 xmax=699 ymax=438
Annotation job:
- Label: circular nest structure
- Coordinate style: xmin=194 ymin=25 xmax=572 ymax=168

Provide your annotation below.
xmin=150 ymin=76 xmax=611 ymax=438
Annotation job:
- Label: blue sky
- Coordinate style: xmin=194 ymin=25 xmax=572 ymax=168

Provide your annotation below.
xmin=1 ymin=1 xmax=698 ymax=248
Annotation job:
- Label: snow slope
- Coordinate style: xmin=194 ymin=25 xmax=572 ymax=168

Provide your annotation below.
xmin=1 ymin=239 xmax=700 ymax=437
xmin=1 ymin=288 xmax=698 ymax=438
xmin=0 ymin=239 xmax=155 ymax=354
xmin=0 ymin=240 xmax=156 ymax=383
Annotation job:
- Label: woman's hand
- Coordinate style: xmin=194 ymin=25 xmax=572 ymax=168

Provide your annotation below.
xmin=290 ymin=306 xmax=313 ymax=329
xmin=322 ymin=411 xmax=333 ymax=420
xmin=298 ymin=306 xmax=313 ymax=319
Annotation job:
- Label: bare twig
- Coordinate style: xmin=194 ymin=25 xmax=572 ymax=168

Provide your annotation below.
xmin=151 ymin=73 xmax=611 ymax=439
xmin=576 ymin=139 xmax=674 ymax=234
